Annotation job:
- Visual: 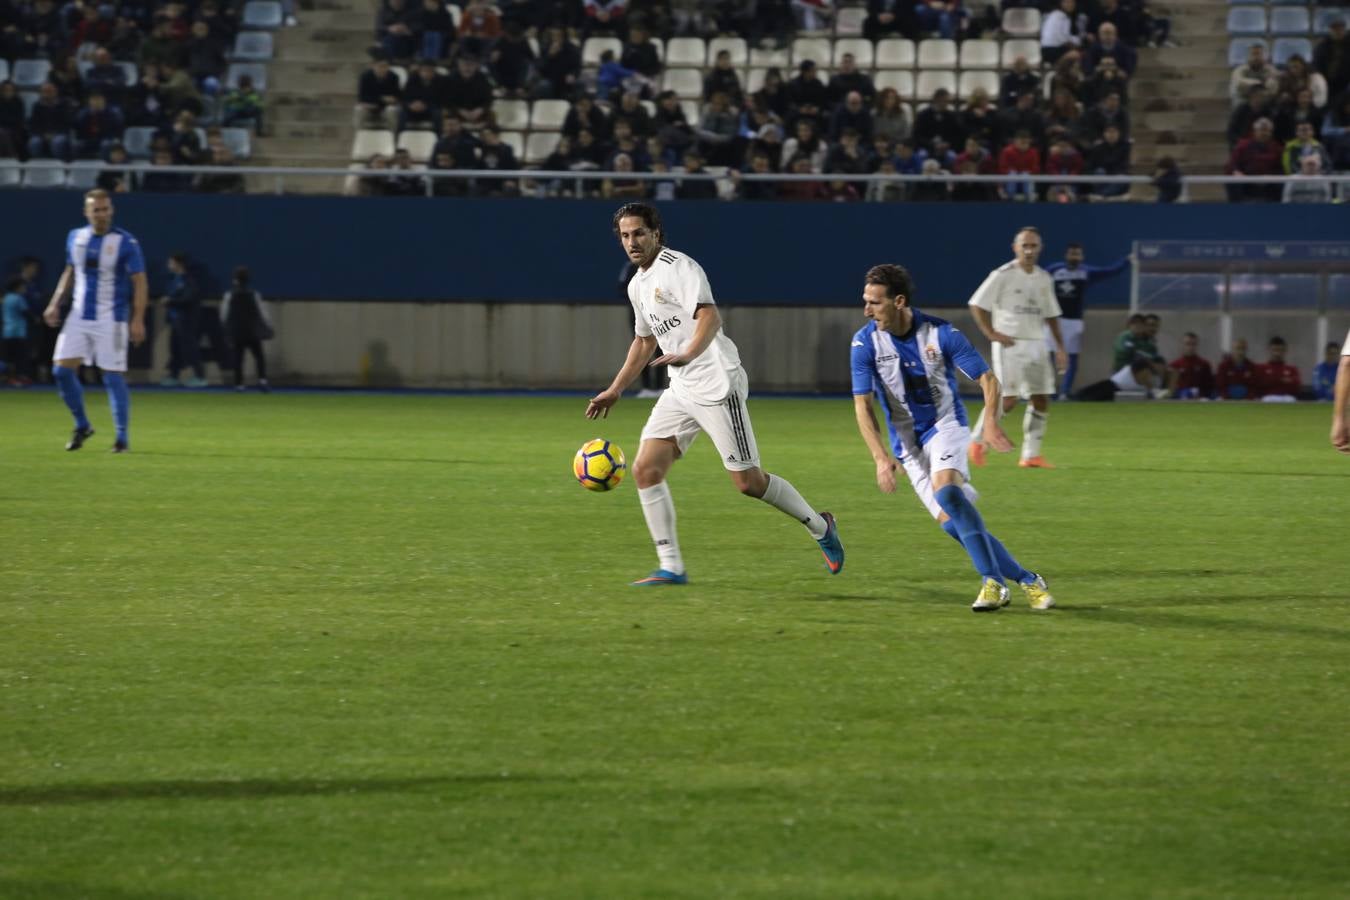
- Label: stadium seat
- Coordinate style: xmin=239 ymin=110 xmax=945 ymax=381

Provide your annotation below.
xmin=226 ymin=63 xmax=268 ymax=92
xmin=1001 ymin=7 xmax=1041 ymax=37
xmin=748 ymin=46 xmax=790 ymax=68
xmin=1272 ymin=37 xmax=1314 ymax=65
xmin=447 ymin=3 xmax=461 ymax=27
xmin=499 ymin=130 xmax=525 ymax=160
xmin=1226 ymin=7 xmax=1266 ymax=35
xmin=122 ymin=126 xmax=158 ymax=159
xmin=833 ymin=38 xmax=874 ymax=68
xmin=1315 ymin=8 xmax=1348 ymax=32
xmin=707 ymin=37 xmax=748 ymax=67
xmin=0 ymin=162 xmax=19 ymax=189
xmin=118 ymin=61 xmax=138 ymax=86
xmin=641 ymin=99 xmax=656 ymax=116
xmin=915 ymin=70 xmax=957 ymax=99
xmin=1000 ymin=39 xmax=1041 ymax=68
xmin=12 ymin=59 xmax=51 ymax=89
xmin=1269 ymin=7 xmax=1310 ymax=35
xmin=874 ymin=69 xmax=915 ymax=98
xmin=876 ymin=38 xmax=916 ymax=68
xmin=389 ymin=65 xmax=408 ymax=89
xmin=662 ymin=68 xmax=703 ymax=99
xmin=745 ymin=67 xmax=770 ymax=94
xmin=582 ymin=36 xmax=622 ymax=67
xmin=1226 ymin=0 xmax=1262 ymax=4
xmin=22 ymin=160 xmax=67 ymax=189
xmin=958 ymin=39 xmax=999 ymax=69
xmin=917 ymin=39 xmax=957 ymax=68
xmin=242 ymin=0 xmax=282 ymax=28
xmin=494 ymin=98 xmax=529 ymax=131
xmin=957 ymin=69 xmax=1000 ymax=100
xmin=525 ymin=131 xmax=559 ymax=165
xmin=397 ymin=130 xmax=437 ymax=161
xmin=1269 ymin=0 xmax=1306 ymax=6
xmin=232 ymin=31 xmax=274 ymax=60
xmin=1229 ymin=37 xmax=1268 ymax=66
xmin=66 ymin=161 xmax=103 ymax=190
xmin=351 ymin=129 xmax=395 ymax=160
xmin=666 ymin=37 xmax=708 ymax=67
xmin=834 ymin=6 xmax=867 ymax=36
xmin=530 ymin=99 xmax=568 ymax=130
xmin=221 ymin=127 xmax=252 ymax=159
xmin=679 ymin=100 xmax=701 ymax=126
xmin=19 ymin=91 xmax=38 ymax=117
xmin=791 ymin=37 xmax=832 ymax=67
xmin=0 ymin=59 xmax=7 ymax=83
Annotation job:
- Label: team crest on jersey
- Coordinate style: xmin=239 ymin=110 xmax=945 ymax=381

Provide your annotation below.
xmin=653 ymin=287 xmax=670 ymax=305
xmin=925 ymin=344 xmax=939 ymax=362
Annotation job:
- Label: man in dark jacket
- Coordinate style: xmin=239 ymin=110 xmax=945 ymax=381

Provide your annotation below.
xmin=163 ymin=252 xmax=206 ymax=387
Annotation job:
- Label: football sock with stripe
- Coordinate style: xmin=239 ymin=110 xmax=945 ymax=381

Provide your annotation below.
xmin=53 ymin=365 xmax=90 ymax=431
xmin=759 ymin=473 xmax=827 ymax=539
xmin=638 ymin=482 xmax=685 ymax=575
xmin=103 ymin=371 xmax=130 ymax=444
xmin=1023 ymin=408 xmax=1047 ymax=459
xmin=935 ymin=484 xmax=1001 ymax=583
xmin=941 ymin=519 xmax=1032 ymax=584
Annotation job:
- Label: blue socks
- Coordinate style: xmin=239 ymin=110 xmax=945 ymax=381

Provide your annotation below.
xmin=941 ymin=518 xmax=1032 ymax=584
xmin=53 ymin=365 xmax=90 ymax=431
xmin=103 ymin=372 xmax=130 ymax=444
xmin=935 ymin=484 xmax=1001 ymax=583
xmin=1061 ymin=353 xmax=1079 ymax=397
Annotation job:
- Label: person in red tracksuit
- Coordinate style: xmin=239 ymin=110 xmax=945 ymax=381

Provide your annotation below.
xmin=1168 ymin=331 xmax=1215 ymax=399
xmin=997 ymin=131 xmax=1041 ymax=201
xmin=1216 ymin=338 xmax=1260 ymax=399
xmin=1257 ymin=336 xmax=1302 ymax=399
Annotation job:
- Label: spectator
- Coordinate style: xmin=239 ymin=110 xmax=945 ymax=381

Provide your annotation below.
xmin=162 ymin=252 xmax=207 ymax=387
xmin=415 ymin=0 xmax=455 ymax=60
xmin=220 ymin=266 xmax=272 ymax=392
xmin=621 ymin=24 xmax=662 ymax=81
xmin=703 ymin=50 xmax=745 ymax=106
xmin=47 ymin=55 xmax=86 ymax=106
xmin=997 ymin=129 xmax=1040 ymax=200
xmin=1274 ymin=88 xmax=1323 ymax=144
xmin=26 ymin=83 xmax=72 ymax=161
xmin=185 ymin=20 xmax=227 ymax=97
xmin=827 ymin=53 xmax=876 ymax=106
xmin=170 ymin=109 xmax=203 ymax=164
xmin=823 ymin=178 xmax=862 ymax=202
xmin=864 ymin=0 xmax=917 ymax=42
xmin=376 ymin=0 xmax=419 ymax=60
xmin=535 ymin=27 xmax=581 ymax=100
xmin=1081 ymin=91 xmax=1130 ymax=143
xmin=1044 ymin=137 xmax=1084 ymax=197
xmin=400 ymin=59 xmax=445 ymax=132
xmin=429 ymin=149 xmax=469 ymax=196
xmin=1315 ymin=342 xmax=1340 ymax=402
xmin=654 ymin=91 xmax=694 ymax=151
xmin=863 ymin=157 xmax=904 ymax=202
xmin=1230 ymin=43 xmax=1278 ymax=106
xmin=669 ymin=0 xmax=718 ymax=39
xmin=456 ymin=0 xmax=502 ymax=58
xmin=786 ymin=61 xmax=829 ymax=129
xmin=731 ymin=151 xmax=779 ymax=200
xmin=376 ymin=147 xmax=426 ymax=195
xmin=581 ymin=0 xmax=627 ymax=36
xmin=696 ymin=91 xmax=740 ymax=166
xmin=615 ymin=91 xmax=653 ymax=139
xmin=0 ymin=82 xmax=25 ymax=154
xmin=107 ymin=16 xmax=145 ymax=62
xmin=442 ymin=56 xmax=493 ymax=130
xmin=601 ymin=152 xmax=646 ymax=198
xmin=1050 ymin=50 xmax=1085 ymax=101
xmin=1313 ymin=17 xmax=1350 ymax=101
xmin=780 ymin=118 xmax=827 ymax=171
xmin=196 ymin=145 xmax=246 ymax=193
xmin=1089 ymin=0 xmax=1138 ymax=50
xmin=197 ymin=1 xmax=238 ymax=42
xmin=141 ymin=146 xmax=191 ymax=191
xmin=909 ymin=158 xmax=950 ymax=201
xmin=893 ymin=137 xmax=927 ymax=174
xmin=97 ymin=142 xmax=134 ymax=193
xmin=960 ymin=87 xmax=996 ymax=148
xmin=1277 ymin=55 xmax=1328 ymax=110
xmin=1083 ymin=56 xmax=1130 ymax=108
xmin=777 ymin=154 xmax=826 ymax=200
xmin=1226 ymin=117 xmax=1282 ymax=202
xmin=1283 ymin=120 xmax=1332 ymax=174
xmin=1283 ymin=153 xmax=1333 ymax=202
xmin=357 ymin=57 xmax=402 ymax=130
xmin=1041 ymin=0 xmax=1086 ymax=66
xmin=124 ymin=64 xmax=168 ymax=128
xmin=85 ymin=47 xmax=129 ymax=108
xmin=1000 ymin=57 xmax=1040 ymax=108
xmin=753 ymin=68 xmax=791 ymax=121
xmin=596 ymin=50 xmax=652 ymax=102
xmin=563 ymin=93 xmax=610 ymax=140
xmin=1258 ymin=336 xmax=1301 ymax=399
xmin=675 ymin=151 xmax=718 ymax=199
xmin=72 ymin=92 xmax=123 ymax=159
xmin=873 ymin=88 xmax=911 ymax=145
xmin=829 ymin=90 xmax=874 ymax=143
xmin=434 ymin=114 xmax=480 ymax=165
xmin=1112 ymin=313 xmax=1153 ymax=369
xmin=1168 ymin=331 xmax=1214 ymax=399
xmin=955 ymin=135 xmax=994 ymax=172
xmin=1086 ymin=123 xmax=1130 ymax=198
xmin=1215 ymin=338 xmax=1259 ymax=399
xmin=912 ymin=88 xmax=962 ymax=154
xmin=2 ymin=277 xmax=31 ymax=386
xmin=573 ymin=128 xmax=611 ymax=168
xmin=160 ymin=60 xmax=205 ymax=117
xmin=1044 ymin=87 xmax=1083 ymax=146
xmin=1086 ymin=22 xmax=1136 ymax=77
xmin=1151 ymin=155 xmax=1182 ymax=202
xmin=490 ymin=22 xmax=535 ymax=98
xmin=1324 ymin=93 xmax=1350 ymax=169
xmin=1228 ymin=86 xmax=1273 ymax=146
xmin=607 ymin=118 xmax=648 ymax=168
xmin=951 ymin=156 xmax=998 ymax=201
xmin=995 ymin=90 xmax=1044 ymax=148
xmin=825 ymin=126 xmax=869 ymax=184
xmin=914 ymin=0 xmax=968 ymax=41
xmin=474 ymin=126 xmax=519 ymax=194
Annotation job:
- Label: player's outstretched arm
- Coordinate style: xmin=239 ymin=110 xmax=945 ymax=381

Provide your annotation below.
xmin=650 ymin=304 xmax=720 ymax=368
xmin=1331 ymin=355 xmax=1350 ymax=454
xmin=586 ymin=334 xmax=658 ymax=419
xmin=978 ymin=372 xmax=1016 ymax=453
xmin=42 ymin=265 xmax=73 ymax=327
xmin=853 ymin=394 xmax=898 ymax=493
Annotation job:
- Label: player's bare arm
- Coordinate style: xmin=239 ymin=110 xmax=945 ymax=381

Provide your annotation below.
xmin=1046 ymin=316 xmax=1068 ymax=373
xmin=587 ymin=334 xmax=659 ymax=419
xmin=43 ymin=265 xmax=73 ymax=327
xmin=978 ymin=371 xmax=1016 ymax=453
xmin=852 ymin=394 xmax=898 ymax=493
xmin=650 ymin=303 xmax=718 ymax=368
xmin=130 ymin=271 xmax=149 ymax=346
xmin=1332 ymin=354 xmax=1350 ymax=454
xmin=971 ymin=305 xmax=1015 ymax=346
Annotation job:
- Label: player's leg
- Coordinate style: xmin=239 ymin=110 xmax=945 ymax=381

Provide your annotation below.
xmin=630 ymin=393 xmax=700 ymax=585
xmin=1019 ymin=393 xmax=1053 ymax=468
xmin=96 ymin=322 xmax=131 ymax=451
xmin=52 ymin=321 xmax=94 ymax=449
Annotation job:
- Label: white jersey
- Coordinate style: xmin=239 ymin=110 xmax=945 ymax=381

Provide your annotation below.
xmin=967 ymin=261 xmax=1062 ymax=340
xmin=629 ymin=246 xmax=742 ymax=404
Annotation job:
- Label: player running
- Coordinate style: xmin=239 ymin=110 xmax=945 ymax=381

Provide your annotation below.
xmin=42 ymin=189 xmax=148 ymax=453
xmin=586 ymin=202 xmax=844 ymax=585
xmin=1044 ymin=243 xmax=1132 ymax=398
xmin=967 ymin=226 xmax=1068 ymax=470
xmin=851 ymin=263 xmax=1055 ymax=611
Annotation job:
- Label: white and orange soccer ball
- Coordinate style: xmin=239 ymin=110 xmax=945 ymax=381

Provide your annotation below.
xmin=573 ymin=438 xmax=627 ymax=492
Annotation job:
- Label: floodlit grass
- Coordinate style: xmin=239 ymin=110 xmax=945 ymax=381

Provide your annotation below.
xmin=2 ymin=391 xmax=1349 ymax=899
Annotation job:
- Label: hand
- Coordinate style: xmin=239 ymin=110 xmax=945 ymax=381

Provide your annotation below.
xmin=875 ymin=458 xmax=898 ymax=494
xmin=585 ymin=388 xmax=619 ymax=419
xmin=43 ymin=305 xmax=61 ymax=328
xmin=130 ymin=318 xmax=145 ymax=346
xmin=649 ymin=352 xmax=690 ymax=368
xmin=1333 ymin=417 xmax=1350 ymax=454
xmin=1054 ymin=348 xmax=1068 ymax=373
xmin=983 ymin=421 xmax=1015 ymax=454
xmin=991 ymin=331 xmax=1016 ymax=347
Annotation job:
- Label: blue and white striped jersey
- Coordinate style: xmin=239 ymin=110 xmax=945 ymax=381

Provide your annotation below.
xmin=850 ymin=310 xmax=990 ymax=461
xmin=66 ymin=225 xmax=146 ymax=324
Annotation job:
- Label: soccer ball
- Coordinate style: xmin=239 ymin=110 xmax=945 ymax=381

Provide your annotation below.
xmin=573 ymin=438 xmax=626 ymax=492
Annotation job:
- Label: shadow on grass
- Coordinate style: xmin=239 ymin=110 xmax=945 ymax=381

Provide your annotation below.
xmin=1056 ymin=606 xmax=1350 ymax=642
xmin=0 ymin=773 xmax=579 ymax=807
xmin=132 ymin=451 xmax=502 ymax=467
xmin=0 ymin=878 xmax=187 ymax=900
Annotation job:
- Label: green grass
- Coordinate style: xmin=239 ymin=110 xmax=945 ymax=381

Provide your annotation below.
xmin=2 ymin=390 xmax=1349 ymax=899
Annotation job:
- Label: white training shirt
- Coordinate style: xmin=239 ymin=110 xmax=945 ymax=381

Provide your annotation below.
xmin=629 ymin=246 xmax=742 ymax=404
xmin=968 ymin=261 xmax=1062 ymax=340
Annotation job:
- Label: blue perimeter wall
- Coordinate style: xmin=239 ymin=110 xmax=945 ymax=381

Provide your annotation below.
xmin=3 ymin=194 xmax=1344 ymax=307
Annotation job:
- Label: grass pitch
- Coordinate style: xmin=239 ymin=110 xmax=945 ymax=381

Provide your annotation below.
xmin=2 ymin=391 xmax=1349 ymax=899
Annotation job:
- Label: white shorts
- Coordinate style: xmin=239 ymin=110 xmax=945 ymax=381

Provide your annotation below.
xmin=1047 ymin=317 xmax=1084 ymax=355
xmin=53 ymin=317 xmax=128 ymax=371
xmin=992 ymin=338 xmax=1056 ymax=399
xmin=639 ymin=370 xmax=761 ymax=472
xmin=901 ymin=426 xmax=979 ymax=520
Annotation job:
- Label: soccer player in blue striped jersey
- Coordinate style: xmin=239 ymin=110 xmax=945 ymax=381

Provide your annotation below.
xmin=42 ymin=189 xmax=148 ymax=452
xmin=851 ymin=264 xmax=1055 ymax=611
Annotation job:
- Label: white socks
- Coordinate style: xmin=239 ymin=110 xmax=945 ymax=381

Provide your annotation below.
xmin=638 ymin=482 xmax=684 ymax=574
xmin=1023 ymin=407 xmax=1047 ymax=459
xmin=760 ymin=474 xmax=827 ymax=539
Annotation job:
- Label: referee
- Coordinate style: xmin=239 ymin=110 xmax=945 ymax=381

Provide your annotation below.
xmin=42 ymin=189 xmax=149 ymax=453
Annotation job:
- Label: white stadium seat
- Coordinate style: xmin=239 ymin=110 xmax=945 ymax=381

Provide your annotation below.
xmin=526 ymin=132 xmax=560 ymax=165
xmin=1001 ymin=39 xmax=1041 ymax=68
xmin=957 ymin=70 xmax=1000 ymax=100
xmin=352 ymin=129 xmax=395 ymax=160
xmin=917 ymin=39 xmax=957 ymax=68
xmin=662 ymin=68 xmax=703 ymax=99
xmin=749 ymin=46 xmax=790 ymax=68
xmin=915 ymin=70 xmax=957 ymax=99
xmin=707 ymin=37 xmax=748 ymax=66
xmin=834 ymin=6 xmax=868 ymax=36
xmin=873 ymin=69 xmax=914 ymax=98
xmin=397 ymin=130 xmax=437 ymax=161
xmin=876 ymin=38 xmax=916 ymax=68
xmin=666 ymin=37 xmax=708 ymax=67
xmin=530 ymin=99 xmax=569 ymax=130
xmin=959 ymin=39 xmax=999 ymax=69
xmin=833 ymin=38 xmax=874 ymax=68
xmin=1001 ymin=7 xmax=1041 ymax=37
xmin=493 ymin=98 xmax=529 ymax=131
xmin=581 ymin=36 xmax=622 ymax=67
xmin=791 ymin=37 xmax=832 ymax=68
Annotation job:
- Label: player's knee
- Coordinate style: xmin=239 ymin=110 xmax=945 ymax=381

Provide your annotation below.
xmin=733 ymin=468 xmax=767 ymax=497
xmin=632 ymin=459 xmax=666 ymax=488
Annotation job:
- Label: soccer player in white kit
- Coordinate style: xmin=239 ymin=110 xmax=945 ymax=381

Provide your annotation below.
xmin=1331 ymin=327 xmax=1350 ymax=454
xmin=586 ymin=203 xmax=844 ymax=585
xmin=42 ymin=189 xmax=148 ymax=452
xmin=967 ymin=226 xmax=1068 ymax=469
